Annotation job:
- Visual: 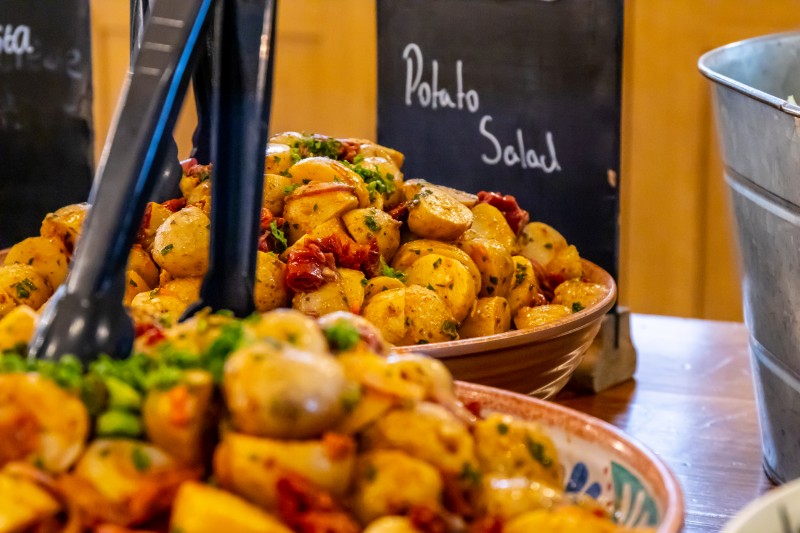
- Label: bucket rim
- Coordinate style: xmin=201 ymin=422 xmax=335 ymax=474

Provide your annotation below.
xmin=698 ymin=31 xmax=800 ymax=117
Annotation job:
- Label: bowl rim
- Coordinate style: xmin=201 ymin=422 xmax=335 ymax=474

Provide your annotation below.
xmin=455 ymin=381 xmax=685 ymax=533
xmin=720 ymin=476 xmax=800 ymax=532
xmin=395 ymin=258 xmax=617 ymax=358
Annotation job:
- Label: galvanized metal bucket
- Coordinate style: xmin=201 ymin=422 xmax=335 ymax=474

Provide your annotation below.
xmin=700 ymin=32 xmax=800 ymax=484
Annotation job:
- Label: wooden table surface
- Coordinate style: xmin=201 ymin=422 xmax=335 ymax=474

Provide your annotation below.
xmin=557 ymin=314 xmax=774 ymax=532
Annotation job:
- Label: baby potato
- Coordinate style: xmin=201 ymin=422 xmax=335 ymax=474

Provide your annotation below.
xmin=505 ymin=506 xmax=619 ymax=533
xmin=356 ymin=156 xmax=405 ymax=208
xmin=0 ymin=469 xmax=62 ymax=532
xmin=474 ymin=413 xmax=562 ymax=487
xmin=547 ymin=244 xmax=583 ymax=282
xmin=123 ymin=270 xmax=150 ymax=306
xmin=170 ymin=481 xmax=292 ymax=533
xmin=161 ymin=276 xmax=202 ymax=305
xmin=244 ymin=308 xmax=328 ymax=354
xmin=364 ymin=517 xmax=423 ymax=533
xmin=342 ymin=207 xmax=402 ymax=260
xmin=392 ymin=240 xmax=481 ymax=296
xmin=223 ymin=342 xmax=347 ymax=438
xmin=404 ymin=184 xmax=473 ymax=241
xmin=0 ymin=305 xmax=37 ymax=352
xmin=518 ymin=221 xmax=568 ymax=267
xmin=264 ymin=142 xmax=294 ymax=175
xmin=129 ymin=289 xmax=187 ymax=328
xmin=459 ymin=238 xmax=514 ymax=298
xmin=363 ymin=402 xmax=477 ymax=475
xmin=58 ymin=439 xmax=199 ymax=526
xmin=358 ymin=141 xmax=405 ymax=169
xmin=404 ymin=254 xmax=476 ymax=322
xmin=553 ymin=279 xmax=609 ymax=313
xmin=152 ymin=205 xmax=210 ymax=278
xmin=339 ymin=268 xmax=366 ymax=314
xmin=353 ymin=450 xmax=443 ymax=524
xmin=214 ymin=432 xmax=356 ymax=510
xmin=363 ymin=276 xmax=406 ymax=302
xmin=514 ymin=304 xmax=571 ymax=330
xmin=402 ymin=285 xmax=458 ymax=345
xmin=39 ymin=202 xmax=89 ymax=253
xmin=4 ymin=236 xmax=69 ymax=290
xmin=293 ymin=278 xmax=351 ymax=318
xmin=286 ymin=156 xmax=370 ymax=207
xmin=283 ymin=182 xmax=360 ymax=243
xmin=138 ymin=201 xmax=173 ymax=251
xmin=458 ymin=297 xmax=511 ymax=339
xmin=360 ymin=288 xmax=407 ymax=345
xmin=186 ymin=180 xmax=211 ymax=209
xmin=0 ymin=264 xmax=52 ymax=312
xmin=478 ymin=475 xmax=562 ymax=520
xmin=262 ymin=172 xmax=293 ymax=216
xmin=506 ymin=256 xmax=541 ymax=316
xmin=403 ymin=179 xmax=477 ymax=207
xmin=143 ymin=370 xmax=215 ymax=466
xmin=461 ymin=202 xmax=518 ymax=253
xmin=127 ymin=243 xmax=160 ymax=288
xmin=280 ymin=217 xmax=347 ymax=261
xmin=254 ymin=251 xmax=289 ymax=312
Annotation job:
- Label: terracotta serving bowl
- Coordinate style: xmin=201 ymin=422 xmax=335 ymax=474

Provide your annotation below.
xmin=399 ymin=259 xmax=616 ymax=398
xmin=457 ymin=381 xmax=684 ymax=532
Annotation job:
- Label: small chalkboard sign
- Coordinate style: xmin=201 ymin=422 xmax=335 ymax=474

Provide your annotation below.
xmin=0 ymin=0 xmax=94 ymax=248
xmin=377 ymin=0 xmax=623 ymax=281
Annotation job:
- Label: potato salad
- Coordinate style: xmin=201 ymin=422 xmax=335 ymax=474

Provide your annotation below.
xmin=0 ymin=132 xmax=609 ymax=351
xmin=0 ymin=309 xmax=636 ymax=532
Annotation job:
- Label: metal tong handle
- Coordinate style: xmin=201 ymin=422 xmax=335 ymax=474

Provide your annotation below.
xmin=28 ymin=0 xmax=214 ymax=362
xmin=185 ymin=0 xmax=277 ymax=318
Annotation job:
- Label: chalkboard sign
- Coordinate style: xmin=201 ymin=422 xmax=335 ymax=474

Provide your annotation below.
xmin=377 ymin=0 xmax=623 ymax=281
xmin=0 ymin=0 xmax=94 ymax=248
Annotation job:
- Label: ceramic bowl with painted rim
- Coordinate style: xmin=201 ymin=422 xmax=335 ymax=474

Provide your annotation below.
xmin=457 ymin=381 xmax=684 ymax=532
xmin=722 ymin=476 xmax=800 ymax=533
xmin=399 ymin=259 xmax=616 ymax=399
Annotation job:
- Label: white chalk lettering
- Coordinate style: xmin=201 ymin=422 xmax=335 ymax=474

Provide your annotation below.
xmin=0 ymin=25 xmax=33 ymax=57
xmin=402 ymin=43 xmax=479 ymax=112
xmin=479 ymin=115 xmax=561 ymax=173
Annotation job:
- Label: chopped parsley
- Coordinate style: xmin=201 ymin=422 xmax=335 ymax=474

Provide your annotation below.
xmin=344 ymin=161 xmax=396 ymax=200
xmin=572 ymin=302 xmax=585 ymax=313
xmin=270 ymin=221 xmax=288 ymax=253
xmin=364 ymin=215 xmax=380 ymax=232
xmin=525 ymin=435 xmax=553 ymax=467
xmin=433 ymin=258 xmax=442 ymax=269
xmin=160 ymin=244 xmax=174 ymax=256
xmin=364 ymin=462 xmax=378 ymax=482
xmin=489 ymin=276 xmax=498 ymax=285
xmin=129 ymin=279 xmax=138 ymax=288
xmin=460 ymin=462 xmax=482 ymax=485
xmin=283 ymin=183 xmax=301 ymax=195
xmin=323 ymin=320 xmax=361 ymax=352
xmin=441 ymin=320 xmax=459 ymax=340
xmin=544 ymin=242 xmax=553 ymax=249
xmin=341 ymin=385 xmax=362 ymax=413
xmin=380 ymin=258 xmax=406 ymax=281
xmin=296 ymin=135 xmax=342 ymax=159
xmin=13 ymin=277 xmax=37 ymax=299
xmin=514 ymin=263 xmax=527 ymax=287
xmin=131 ymin=446 xmax=151 ymax=472
xmin=427 ymin=284 xmax=435 ymax=291
xmin=497 ymin=422 xmax=510 ymax=435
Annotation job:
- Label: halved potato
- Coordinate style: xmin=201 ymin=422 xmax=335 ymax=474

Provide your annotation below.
xmin=404 ymin=254 xmax=476 ymax=322
xmin=137 ymin=201 xmax=173 ymax=251
xmin=360 ymin=288 xmax=407 ymax=345
xmin=403 ymin=184 xmax=473 ymax=241
xmin=402 ymin=285 xmax=457 ymax=345
xmin=127 ymin=243 xmax=160 ymax=288
xmin=342 ymin=207 xmax=402 ymax=260
xmin=514 ymin=304 xmax=571 ymax=330
xmin=264 ymin=142 xmax=294 ymax=175
xmin=283 ymin=182 xmax=359 ymax=244
xmin=124 ymin=270 xmax=150 ymax=306
xmin=0 ymin=305 xmax=37 ymax=352
xmin=459 ymin=297 xmax=511 ymax=339
xmin=518 ymin=221 xmax=568 ymax=267
xmin=262 ymin=172 xmax=293 ymax=216
xmin=461 ymin=202 xmax=518 ymax=253
xmin=506 ymin=255 xmax=541 ymax=316
xmin=161 ymin=277 xmax=203 ymax=305
xmin=0 ymin=264 xmax=52 ymax=312
xmin=254 ymin=252 xmax=289 ymax=312
xmin=546 ymin=244 xmax=583 ymax=282
xmin=403 ymin=178 xmax=477 ymax=207
xmin=458 ymin=238 xmax=514 ymax=298
xmin=39 ymin=202 xmax=89 ymax=253
xmin=356 ymin=156 xmax=405 ymax=209
xmin=286 ymin=156 xmax=370 ymax=207
xmin=4 ymin=236 xmax=69 ymax=291
xmin=357 ymin=140 xmax=405 ymax=169
xmin=363 ymin=276 xmax=406 ymax=302
xmin=392 ymin=240 xmax=481 ymax=295
xmin=292 ymin=268 xmax=363 ymax=318
xmin=552 ymin=279 xmax=609 ymax=313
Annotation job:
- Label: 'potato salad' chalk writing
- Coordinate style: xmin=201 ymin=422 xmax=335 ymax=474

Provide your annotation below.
xmin=402 ymin=43 xmax=561 ymax=174
xmin=0 ymin=25 xmax=33 ymax=56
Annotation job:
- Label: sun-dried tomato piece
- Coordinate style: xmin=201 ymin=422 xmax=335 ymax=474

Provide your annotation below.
xmin=276 ymin=472 xmax=359 ymax=533
xmin=285 ymin=242 xmax=336 ymax=293
xmin=477 ymin=191 xmax=530 ymax=235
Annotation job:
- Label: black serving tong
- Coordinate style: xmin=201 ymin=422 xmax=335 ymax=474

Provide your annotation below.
xmin=28 ymin=0 xmax=278 ymax=363
xmin=184 ymin=0 xmax=277 ymax=318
